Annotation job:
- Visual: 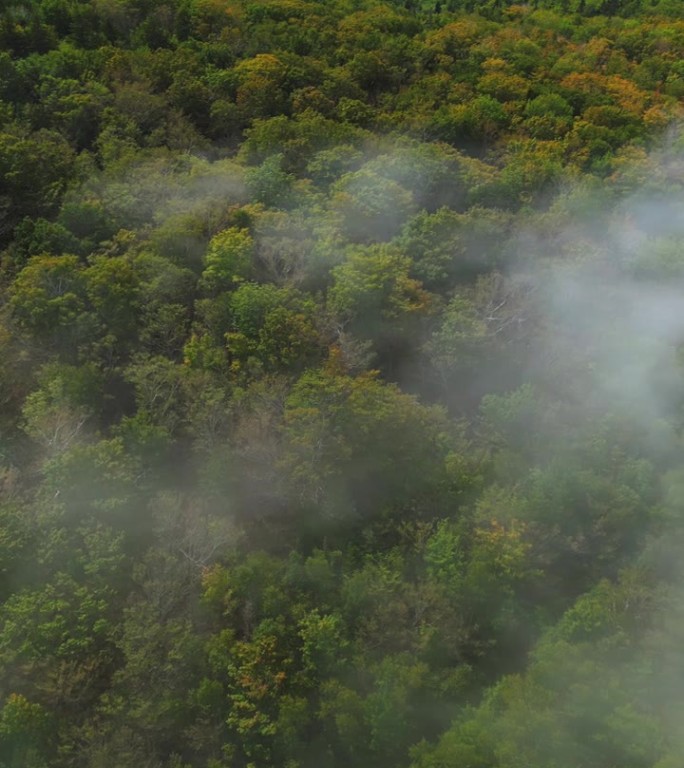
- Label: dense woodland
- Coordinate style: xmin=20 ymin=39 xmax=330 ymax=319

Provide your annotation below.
xmin=3 ymin=0 xmax=684 ymax=766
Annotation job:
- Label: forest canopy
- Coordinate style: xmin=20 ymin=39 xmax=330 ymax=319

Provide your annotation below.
xmin=2 ymin=0 xmax=684 ymax=767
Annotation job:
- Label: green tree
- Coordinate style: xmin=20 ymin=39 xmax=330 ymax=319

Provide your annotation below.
xmin=225 ymin=282 xmax=321 ymax=374
xmin=10 ymin=254 xmax=88 ymax=352
xmin=281 ymin=368 xmax=451 ymax=528
xmin=200 ymin=226 xmax=254 ymax=292
xmin=0 ymin=127 xmax=74 ymax=245
xmin=330 ymin=167 xmax=417 ymax=243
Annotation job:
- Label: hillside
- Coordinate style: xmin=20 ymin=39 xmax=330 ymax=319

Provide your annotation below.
xmin=2 ymin=1 xmax=684 ymax=766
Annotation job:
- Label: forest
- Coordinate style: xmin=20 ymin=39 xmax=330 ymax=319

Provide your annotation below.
xmin=2 ymin=0 xmax=684 ymax=766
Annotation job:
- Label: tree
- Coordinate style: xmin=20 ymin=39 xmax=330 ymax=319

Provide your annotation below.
xmin=30 ymin=75 xmax=111 ymax=150
xmin=427 ymin=292 xmax=493 ymax=396
xmin=0 ymin=522 xmax=128 ymax=764
xmin=0 ymin=127 xmax=74 ymax=245
xmin=281 ymin=368 xmax=451 ymax=528
xmin=0 ymin=693 xmax=52 ymax=768
xmin=200 ymin=226 xmax=254 ymax=292
xmin=234 ymin=53 xmax=289 ymax=120
xmin=10 ymin=253 xmax=88 ymax=353
xmin=21 ymin=363 xmax=101 ymax=458
xmin=225 ymin=282 xmax=322 ymax=374
xmin=329 ymin=244 xmax=431 ymax=347
xmin=431 ymin=95 xmax=509 ymax=149
xmin=84 ymin=254 xmax=140 ymax=355
xmin=330 ymin=167 xmax=417 ymax=243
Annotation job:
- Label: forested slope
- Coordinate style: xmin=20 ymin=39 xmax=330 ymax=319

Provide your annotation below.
xmin=2 ymin=1 xmax=684 ymax=766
